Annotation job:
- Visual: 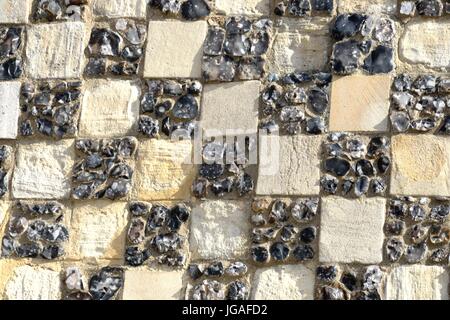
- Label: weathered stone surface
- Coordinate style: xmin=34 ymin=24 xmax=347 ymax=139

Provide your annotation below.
xmin=215 ymin=0 xmax=270 ymax=16
xmin=122 ymin=269 xmax=184 ymax=300
xmin=251 ymin=265 xmax=315 ymax=300
xmin=92 ymin=0 xmax=147 ymax=18
xmin=0 ymin=82 xmax=20 ymax=139
xmin=12 ymin=140 xmax=74 ymax=199
xmin=329 ymin=75 xmax=391 ymax=132
xmin=144 ymin=21 xmax=208 ymax=78
xmin=0 ymin=201 xmax=10 ymax=229
xmin=200 ymin=81 xmax=260 ymax=138
xmin=391 ymin=135 xmax=450 ymax=196
xmin=400 ymin=20 xmax=450 ymax=70
xmin=133 ymin=139 xmax=195 ymax=201
xmin=190 ymin=200 xmax=250 ymax=260
xmin=79 ymin=80 xmax=140 ymax=138
xmin=319 ymin=197 xmax=385 ymax=264
xmin=385 ymin=265 xmax=449 ymax=300
xmin=338 ymin=0 xmax=397 ymax=14
xmin=257 ymin=135 xmax=321 ymax=195
xmin=26 ymin=22 xmax=86 ymax=79
xmin=0 ymin=0 xmax=31 ymax=23
xmin=68 ymin=201 xmax=128 ymax=261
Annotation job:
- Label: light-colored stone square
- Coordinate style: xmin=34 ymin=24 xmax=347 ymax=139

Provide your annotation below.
xmin=26 ymin=22 xmax=86 ymax=79
xmin=329 ymin=75 xmax=391 ymax=132
xmin=12 ymin=140 xmax=74 ymax=199
xmin=0 ymin=201 xmax=10 ymax=232
xmin=92 ymin=0 xmax=147 ymax=18
xmin=122 ymin=269 xmax=184 ymax=300
xmin=0 ymin=82 xmax=20 ymax=139
xmin=144 ymin=21 xmax=208 ymax=78
xmin=391 ymin=135 xmax=450 ymax=197
xmin=0 ymin=0 xmax=31 ymax=23
xmin=133 ymin=139 xmax=195 ymax=201
xmin=385 ymin=265 xmax=449 ymax=300
xmin=251 ymin=265 xmax=315 ymax=300
xmin=319 ymin=197 xmax=385 ymax=264
xmin=215 ymin=0 xmax=270 ymax=16
xmin=338 ymin=0 xmax=397 ymax=14
xmin=190 ymin=200 xmax=251 ymax=260
xmin=256 ymin=135 xmax=321 ymax=196
xmin=79 ymin=80 xmax=140 ymax=138
xmin=200 ymin=81 xmax=260 ymax=138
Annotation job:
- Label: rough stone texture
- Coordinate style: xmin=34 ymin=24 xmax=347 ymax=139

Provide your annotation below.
xmin=256 ymin=135 xmax=321 ymax=196
xmin=0 ymin=82 xmax=20 ymax=139
xmin=190 ymin=200 xmax=251 ymax=260
xmin=251 ymin=265 xmax=315 ymax=300
xmin=329 ymin=75 xmax=391 ymax=132
xmin=68 ymin=201 xmax=128 ymax=261
xmin=319 ymin=197 xmax=385 ymax=264
xmin=215 ymin=0 xmax=270 ymax=16
xmin=144 ymin=21 xmax=208 ymax=78
xmin=26 ymin=22 xmax=86 ymax=79
xmin=12 ymin=140 xmax=75 ymax=199
xmin=122 ymin=269 xmax=184 ymax=300
xmin=79 ymin=80 xmax=140 ymax=138
xmin=400 ymin=20 xmax=450 ymax=70
xmin=385 ymin=265 xmax=449 ymax=300
xmin=200 ymin=81 xmax=260 ymax=138
xmin=92 ymin=0 xmax=147 ymax=18
xmin=0 ymin=0 xmax=31 ymax=23
xmin=0 ymin=201 xmax=10 ymax=230
xmin=338 ymin=0 xmax=398 ymax=14
xmin=391 ymin=135 xmax=450 ymax=197
xmin=133 ymin=139 xmax=195 ymax=201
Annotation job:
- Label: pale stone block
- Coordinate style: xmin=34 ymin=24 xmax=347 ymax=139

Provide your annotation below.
xmin=144 ymin=21 xmax=208 ymax=78
xmin=338 ymin=0 xmax=397 ymax=14
xmin=133 ymin=139 xmax=195 ymax=201
xmin=251 ymin=265 xmax=315 ymax=300
xmin=122 ymin=269 xmax=184 ymax=300
xmin=0 ymin=0 xmax=31 ymax=23
xmin=0 ymin=82 xmax=20 ymax=139
xmin=385 ymin=265 xmax=449 ymax=300
xmin=12 ymin=140 xmax=74 ymax=199
xmin=92 ymin=0 xmax=147 ymax=18
xmin=79 ymin=80 xmax=140 ymax=138
xmin=256 ymin=135 xmax=321 ymax=196
xmin=26 ymin=22 xmax=86 ymax=79
xmin=215 ymin=0 xmax=270 ymax=16
xmin=190 ymin=200 xmax=251 ymax=260
xmin=319 ymin=197 xmax=385 ymax=264
xmin=390 ymin=135 xmax=450 ymax=197
xmin=329 ymin=75 xmax=391 ymax=132
xmin=0 ymin=201 xmax=10 ymax=230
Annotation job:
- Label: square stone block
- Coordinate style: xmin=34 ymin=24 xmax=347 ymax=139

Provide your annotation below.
xmin=12 ymin=140 xmax=75 ymax=199
xmin=319 ymin=197 xmax=385 ymax=264
xmin=391 ymin=135 xmax=450 ymax=196
xmin=133 ymin=139 xmax=195 ymax=201
xmin=0 ymin=0 xmax=31 ymax=23
xmin=385 ymin=265 xmax=449 ymax=300
xmin=26 ymin=22 xmax=86 ymax=79
xmin=338 ymin=0 xmax=397 ymax=14
xmin=256 ymin=135 xmax=321 ymax=196
xmin=329 ymin=75 xmax=391 ymax=132
xmin=122 ymin=268 xmax=184 ymax=300
xmin=251 ymin=265 xmax=315 ymax=300
xmin=200 ymin=81 xmax=260 ymax=138
xmin=92 ymin=0 xmax=147 ymax=18
xmin=144 ymin=21 xmax=208 ymax=78
xmin=0 ymin=81 xmax=20 ymax=139
xmin=215 ymin=0 xmax=270 ymax=16
xmin=79 ymin=80 xmax=140 ymax=138
xmin=190 ymin=200 xmax=251 ymax=260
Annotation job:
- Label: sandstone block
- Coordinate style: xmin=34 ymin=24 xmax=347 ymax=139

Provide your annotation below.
xmin=0 ymin=82 xmax=20 ymax=139
xmin=92 ymin=0 xmax=147 ymax=18
xmin=12 ymin=140 xmax=74 ymax=199
xmin=0 ymin=0 xmax=31 ymax=23
xmin=319 ymin=197 xmax=385 ymax=264
xmin=338 ymin=0 xmax=397 ymax=14
xmin=215 ymin=0 xmax=270 ymax=16
xmin=329 ymin=75 xmax=391 ymax=132
xmin=144 ymin=21 xmax=208 ymax=78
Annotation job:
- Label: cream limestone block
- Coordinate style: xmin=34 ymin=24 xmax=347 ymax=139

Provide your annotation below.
xmin=122 ymin=268 xmax=184 ymax=300
xmin=0 ymin=201 xmax=11 ymax=231
xmin=12 ymin=140 xmax=75 ymax=199
xmin=329 ymin=75 xmax=391 ymax=132
xmin=79 ymin=80 xmax=140 ymax=138
xmin=92 ymin=0 xmax=147 ymax=18
xmin=251 ymin=265 xmax=315 ymax=300
xmin=390 ymin=135 xmax=450 ymax=196
xmin=26 ymin=22 xmax=86 ymax=79
xmin=0 ymin=0 xmax=31 ymax=23
xmin=144 ymin=21 xmax=208 ymax=78
xmin=319 ymin=197 xmax=386 ymax=264
xmin=338 ymin=0 xmax=397 ymax=14
xmin=215 ymin=0 xmax=270 ymax=16
xmin=385 ymin=265 xmax=449 ymax=300
xmin=256 ymin=135 xmax=321 ymax=196
xmin=133 ymin=139 xmax=195 ymax=201
xmin=190 ymin=200 xmax=251 ymax=260
xmin=200 ymin=81 xmax=260 ymax=138
xmin=68 ymin=201 xmax=128 ymax=261
xmin=0 ymin=81 xmax=20 ymax=139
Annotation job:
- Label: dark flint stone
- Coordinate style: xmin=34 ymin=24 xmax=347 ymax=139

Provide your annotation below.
xmin=65 ymin=291 xmax=93 ymax=300
xmin=363 ymin=45 xmax=394 ymax=74
xmin=331 ymin=14 xmax=366 ymax=40
xmin=405 ymin=242 xmax=427 ymax=263
xmin=312 ymin=0 xmax=333 ymax=12
xmin=324 ymin=157 xmax=351 ymax=176
xmin=235 ymin=173 xmax=254 ymax=196
xmin=125 ymin=246 xmax=150 ymax=266
xmin=371 ymin=178 xmax=386 ymax=194
xmin=259 ymin=119 xmax=279 ymax=133
xmin=1 ymin=236 xmax=15 ymax=257
xmin=171 ymin=204 xmax=190 ymax=223
xmin=0 ymin=27 xmax=22 ymax=58
xmin=274 ymin=2 xmax=287 ymax=15
xmin=236 ymin=56 xmax=265 ymax=80
xmin=281 ymin=72 xmax=312 ymax=84
xmin=393 ymin=74 xmax=412 ymax=91
xmin=313 ymin=72 xmax=332 ymax=86
xmin=89 ymin=267 xmax=124 ymax=300
xmin=41 ymin=244 xmax=64 ymax=260
xmin=138 ymin=115 xmax=159 ymax=138
xmin=152 ymin=232 xmax=182 ymax=253
xmin=199 ymin=163 xmax=224 ymax=180
xmin=376 ymin=155 xmax=390 ymax=174
xmin=316 ymin=265 xmax=337 ymax=281
xmin=181 ymin=0 xmax=211 ymax=20
xmin=411 ymin=118 xmax=436 ymax=132
xmin=430 ymin=248 xmax=449 ymax=263
xmin=0 ymin=171 xmax=7 ymax=197
xmin=410 ymin=204 xmax=426 ymax=222
xmin=250 ymin=31 xmax=270 ymax=56
xmin=161 ymin=117 xmax=171 ymax=136
xmin=16 ymin=242 xmax=41 ymax=258
xmin=430 ymin=205 xmax=450 ymax=222
xmin=0 ymin=58 xmax=22 ymax=80
xmin=36 ymin=118 xmax=53 ymax=136
xmin=280 ymin=224 xmax=297 ymax=242
xmin=306 ymin=117 xmax=325 ymax=134
xmin=269 ymin=200 xmax=288 ymax=222
xmin=331 ymin=40 xmax=361 ymax=74
xmin=204 ymin=27 xmax=225 ymax=55
xmin=187 ymin=80 xmax=202 ymax=95
xmin=355 ymin=159 xmax=374 ymax=176
xmin=172 ymin=94 xmax=198 ymax=120
xmin=355 ymin=175 xmax=369 ymax=197
xmin=288 ymin=0 xmax=311 ymax=16
xmin=210 ymin=177 xmax=233 ymax=197
xmin=121 ymin=46 xmax=142 ymax=62
xmin=43 ymin=224 xmax=69 ymax=242
xmin=389 ymin=200 xmax=408 ymax=219
xmin=224 ymin=33 xmax=250 ymax=57
xmin=85 ymin=153 xmax=102 ymax=169
xmin=88 ymin=28 xmax=121 ymax=56
xmin=127 ymin=218 xmax=145 ymax=244
xmin=19 ymin=120 xmax=33 ymax=136
xmin=225 ymin=262 xmax=247 ymax=276
xmin=342 ymin=178 xmax=354 ymax=195
xmin=321 ymin=175 xmax=338 ymax=194
xmin=413 ymin=75 xmax=437 ymax=94
xmin=129 ymin=202 xmax=149 ymax=216
xmin=320 ymin=286 xmax=345 ymax=300
xmin=109 ymin=62 xmax=139 ymax=76
xmin=205 ymin=261 xmax=224 ymax=276
xmin=367 ymin=136 xmax=388 ymax=157
xmin=147 ymin=205 xmax=169 ymax=231
xmin=386 ymin=219 xmax=405 ymax=236
xmin=355 ymin=290 xmax=381 ymax=300
xmin=416 ymin=0 xmax=443 ymax=16
xmin=202 ymin=56 xmax=236 ymax=82
xmin=225 ymin=17 xmax=252 ymax=35
xmin=85 ymin=58 xmax=106 ymax=76
xmin=227 ymin=281 xmax=247 ymax=300
xmin=341 ymin=273 xmax=357 ymax=291
xmin=192 ymin=177 xmax=208 ymax=198
xmin=300 ymin=226 xmax=316 ymax=243
xmin=293 ymin=244 xmax=314 ymax=261
xmin=270 ymin=241 xmax=289 ymax=261
xmin=308 ymin=87 xmax=328 ymax=114
xmin=386 ymin=237 xmax=404 ymax=262
xmin=251 ymin=246 xmax=269 ymax=263
xmin=27 ymin=220 xmax=46 ymax=241
xmin=358 ymin=40 xmax=372 ymax=54
xmin=188 ymin=264 xmax=204 ymax=280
